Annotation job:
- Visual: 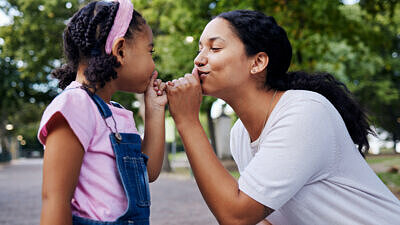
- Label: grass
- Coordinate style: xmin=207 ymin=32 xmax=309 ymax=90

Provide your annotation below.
xmin=377 ymin=172 xmax=400 ymax=199
xmin=230 ymin=171 xmax=240 ymax=179
xmin=366 ymin=155 xmax=400 ymax=165
xmin=377 ymin=172 xmax=400 ymax=187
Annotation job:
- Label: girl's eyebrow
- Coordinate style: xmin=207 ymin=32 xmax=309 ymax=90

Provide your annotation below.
xmin=199 ymin=36 xmax=226 ymax=45
xmin=149 ymin=43 xmax=154 ymax=47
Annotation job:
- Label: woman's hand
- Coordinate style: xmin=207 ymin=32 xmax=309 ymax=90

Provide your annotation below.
xmin=166 ymin=68 xmax=203 ymax=127
xmin=144 ymin=70 xmax=167 ymax=113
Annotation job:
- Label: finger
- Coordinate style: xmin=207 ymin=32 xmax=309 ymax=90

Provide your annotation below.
xmin=153 ymin=79 xmax=161 ymax=88
xmin=172 ymin=79 xmax=180 ymax=87
xmin=178 ymin=77 xmax=188 ymax=86
xmin=191 ymin=67 xmax=200 ymax=82
xmin=186 ymin=73 xmax=199 ymax=85
xmin=159 ymin=82 xmax=167 ymax=91
xmin=150 ymin=70 xmax=158 ymax=83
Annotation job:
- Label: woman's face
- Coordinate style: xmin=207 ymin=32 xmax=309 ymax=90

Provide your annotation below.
xmin=194 ymin=18 xmax=253 ymax=98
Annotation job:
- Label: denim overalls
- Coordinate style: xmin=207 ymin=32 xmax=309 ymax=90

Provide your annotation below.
xmin=72 ymin=88 xmax=151 ymax=225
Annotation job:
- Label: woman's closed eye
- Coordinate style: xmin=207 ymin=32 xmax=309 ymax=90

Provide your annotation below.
xmin=197 ymin=47 xmax=222 ymax=54
xmin=210 ymin=47 xmax=222 ymax=52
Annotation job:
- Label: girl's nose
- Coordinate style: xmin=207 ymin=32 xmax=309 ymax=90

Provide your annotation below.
xmin=194 ymin=52 xmax=207 ymax=67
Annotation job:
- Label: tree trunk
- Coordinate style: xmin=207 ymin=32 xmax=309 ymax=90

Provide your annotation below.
xmin=162 ymin=144 xmax=171 ymax=172
xmin=206 ymin=105 xmax=217 ymax=154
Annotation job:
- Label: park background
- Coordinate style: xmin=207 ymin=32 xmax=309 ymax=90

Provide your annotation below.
xmin=0 ymin=0 xmax=399 ymax=224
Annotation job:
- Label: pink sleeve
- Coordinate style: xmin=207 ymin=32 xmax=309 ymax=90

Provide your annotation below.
xmin=37 ymin=89 xmax=97 ymax=151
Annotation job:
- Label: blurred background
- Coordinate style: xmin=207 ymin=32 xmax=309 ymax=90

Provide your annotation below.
xmin=0 ymin=0 xmax=399 ymax=224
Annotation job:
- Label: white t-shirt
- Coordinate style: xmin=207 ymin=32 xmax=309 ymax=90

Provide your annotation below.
xmin=230 ymin=90 xmax=400 ymax=225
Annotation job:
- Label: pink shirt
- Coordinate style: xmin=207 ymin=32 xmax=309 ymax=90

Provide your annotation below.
xmin=38 ymin=81 xmax=140 ymax=221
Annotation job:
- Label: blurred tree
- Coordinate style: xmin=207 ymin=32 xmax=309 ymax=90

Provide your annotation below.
xmin=0 ymin=0 xmax=399 ymax=154
xmin=0 ymin=0 xmax=90 ymax=156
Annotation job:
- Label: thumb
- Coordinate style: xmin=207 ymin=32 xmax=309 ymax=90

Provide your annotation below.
xmin=150 ymin=70 xmax=158 ymax=82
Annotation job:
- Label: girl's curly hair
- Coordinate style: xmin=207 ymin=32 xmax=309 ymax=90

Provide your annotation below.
xmin=52 ymin=1 xmax=146 ymax=90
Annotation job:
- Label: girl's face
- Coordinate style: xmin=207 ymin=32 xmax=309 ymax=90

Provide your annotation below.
xmin=194 ymin=18 xmax=253 ymax=98
xmin=116 ymin=24 xmax=155 ymax=93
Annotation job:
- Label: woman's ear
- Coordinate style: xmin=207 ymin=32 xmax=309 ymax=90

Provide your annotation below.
xmin=111 ymin=37 xmax=126 ymax=65
xmin=250 ymin=52 xmax=269 ymax=75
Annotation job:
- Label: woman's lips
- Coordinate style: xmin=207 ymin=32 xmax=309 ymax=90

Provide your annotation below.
xmin=199 ymin=71 xmax=210 ymax=79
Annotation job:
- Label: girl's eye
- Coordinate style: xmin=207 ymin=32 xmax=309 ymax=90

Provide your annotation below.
xmin=150 ymin=49 xmax=155 ymax=55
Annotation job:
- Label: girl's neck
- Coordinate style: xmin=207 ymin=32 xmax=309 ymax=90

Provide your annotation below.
xmin=225 ymin=86 xmax=283 ymax=142
xmin=75 ymin=64 xmax=115 ymax=103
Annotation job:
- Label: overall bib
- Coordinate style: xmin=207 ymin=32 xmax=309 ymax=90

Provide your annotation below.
xmin=72 ymin=88 xmax=151 ymax=225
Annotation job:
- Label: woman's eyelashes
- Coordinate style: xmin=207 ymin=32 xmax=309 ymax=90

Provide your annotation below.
xmin=197 ymin=47 xmax=222 ymax=54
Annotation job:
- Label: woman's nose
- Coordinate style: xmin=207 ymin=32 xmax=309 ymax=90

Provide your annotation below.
xmin=194 ymin=52 xmax=207 ymax=67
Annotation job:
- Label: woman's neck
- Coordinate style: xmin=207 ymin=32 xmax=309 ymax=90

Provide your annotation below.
xmin=225 ymin=86 xmax=282 ymax=142
xmin=75 ymin=64 xmax=115 ymax=103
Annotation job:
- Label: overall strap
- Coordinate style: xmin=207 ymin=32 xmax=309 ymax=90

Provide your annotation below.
xmin=80 ymin=87 xmax=112 ymax=119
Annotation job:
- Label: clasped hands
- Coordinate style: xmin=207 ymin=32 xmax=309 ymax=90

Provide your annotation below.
xmin=151 ymin=68 xmax=203 ymax=126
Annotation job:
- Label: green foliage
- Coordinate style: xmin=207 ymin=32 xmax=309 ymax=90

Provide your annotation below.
xmin=0 ymin=0 xmax=399 ymax=149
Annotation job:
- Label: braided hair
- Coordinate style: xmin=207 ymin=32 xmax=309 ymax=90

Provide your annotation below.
xmin=218 ymin=10 xmax=373 ymax=156
xmin=52 ymin=1 xmax=146 ymax=90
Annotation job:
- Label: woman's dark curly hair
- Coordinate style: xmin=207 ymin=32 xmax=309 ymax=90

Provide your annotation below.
xmin=218 ymin=10 xmax=373 ymax=156
xmin=52 ymin=1 xmax=146 ymax=90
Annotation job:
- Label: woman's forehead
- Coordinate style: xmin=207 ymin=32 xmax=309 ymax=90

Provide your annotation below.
xmin=199 ymin=18 xmax=236 ymax=44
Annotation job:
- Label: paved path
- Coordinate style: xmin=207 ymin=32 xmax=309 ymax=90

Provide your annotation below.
xmin=0 ymin=159 xmax=217 ymax=225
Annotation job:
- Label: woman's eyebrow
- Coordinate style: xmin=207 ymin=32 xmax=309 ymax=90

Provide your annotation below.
xmin=199 ymin=36 xmax=226 ymax=45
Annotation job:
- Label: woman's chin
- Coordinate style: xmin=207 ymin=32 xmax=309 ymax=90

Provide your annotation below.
xmin=200 ymin=84 xmax=215 ymax=97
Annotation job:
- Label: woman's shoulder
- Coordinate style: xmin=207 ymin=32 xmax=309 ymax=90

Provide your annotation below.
xmin=274 ymin=90 xmax=337 ymax=116
xmin=282 ymin=90 xmax=331 ymax=106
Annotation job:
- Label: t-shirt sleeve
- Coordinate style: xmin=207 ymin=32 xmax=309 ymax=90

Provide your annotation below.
xmin=37 ymin=89 xmax=97 ymax=151
xmin=238 ymin=99 xmax=336 ymax=210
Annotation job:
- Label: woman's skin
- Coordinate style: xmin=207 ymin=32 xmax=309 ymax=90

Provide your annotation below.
xmin=166 ymin=18 xmax=284 ymax=225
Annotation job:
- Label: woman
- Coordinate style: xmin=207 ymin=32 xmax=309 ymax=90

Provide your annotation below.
xmin=166 ymin=10 xmax=400 ymax=225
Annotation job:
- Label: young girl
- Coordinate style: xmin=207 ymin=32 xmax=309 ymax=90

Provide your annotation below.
xmin=37 ymin=0 xmax=167 ymax=224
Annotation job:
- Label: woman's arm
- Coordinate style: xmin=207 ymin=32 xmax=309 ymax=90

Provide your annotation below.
xmin=40 ymin=112 xmax=84 ymax=225
xmin=141 ymin=71 xmax=167 ymax=182
xmin=166 ymin=72 xmax=273 ymax=225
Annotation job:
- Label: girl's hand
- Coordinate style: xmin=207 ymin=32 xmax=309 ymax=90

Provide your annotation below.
xmin=166 ymin=68 xmax=203 ymax=127
xmin=145 ymin=71 xmax=167 ymax=112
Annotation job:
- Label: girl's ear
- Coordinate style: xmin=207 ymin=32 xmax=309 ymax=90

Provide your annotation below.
xmin=111 ymin=37 xmax=126 ymax=64
xmin=250 ymin=52 xmax=269 ymax=75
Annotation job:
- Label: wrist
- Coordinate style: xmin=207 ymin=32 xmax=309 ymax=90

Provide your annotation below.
xmin=145 ymin=105 xmax=165 ymax=116
xmin=175 ymin=118 xmax=202 ymax=133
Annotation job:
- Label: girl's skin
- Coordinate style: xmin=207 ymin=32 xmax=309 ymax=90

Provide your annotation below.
xmin=41 ymin=24 xmax=167 ymax=225
xmin=166 ymin=18 xmax=280 ymax=225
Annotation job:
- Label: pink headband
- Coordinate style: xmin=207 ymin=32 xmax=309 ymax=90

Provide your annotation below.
xmin=105 ymin=0 xmax=134 ymax=54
